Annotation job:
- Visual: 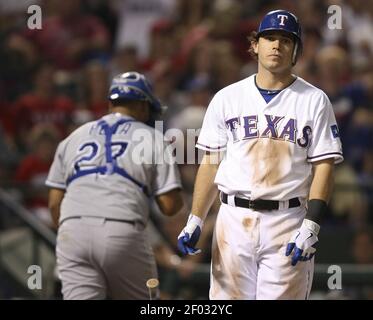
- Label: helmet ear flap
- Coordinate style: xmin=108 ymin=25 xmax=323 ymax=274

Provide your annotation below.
xmin=292 ymin=40 xmax=303 ymax=65
xmin=292 ymin=41 xmax=298 ymax=65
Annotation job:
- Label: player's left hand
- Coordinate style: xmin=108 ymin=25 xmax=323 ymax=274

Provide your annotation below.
xmin=285 ymin=219 xmax=320 ymax=266
xmin=177 ymin=214 xmax=203 ymax=256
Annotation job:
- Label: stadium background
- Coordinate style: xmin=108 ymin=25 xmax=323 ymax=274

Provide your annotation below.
xmin=0 ymin=0 xmax=372 ymax=300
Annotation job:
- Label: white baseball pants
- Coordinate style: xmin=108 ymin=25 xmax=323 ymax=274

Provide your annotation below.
xmin=210 ymin=203 xmax=314 ymax=300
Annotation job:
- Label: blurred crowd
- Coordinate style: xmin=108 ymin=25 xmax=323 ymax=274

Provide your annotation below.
xmin=0 ymin=0 xmax=372 ymax=299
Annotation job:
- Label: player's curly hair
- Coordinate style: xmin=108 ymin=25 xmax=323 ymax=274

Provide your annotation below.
xmin=247 ymin=31 xmax=259 ymax=61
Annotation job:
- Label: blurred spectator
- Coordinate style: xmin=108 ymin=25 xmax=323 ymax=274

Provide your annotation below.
xmin=142 ymin=20 xmax=180 ymax=77
xmin=151 ymin=68 xmax=182 ymax=124
xmin=314 ymin=45 xmax=369 ymax=144
xmin=115 ymin=0 xmax=176 ymax=60
xmin=211 ymin=40 xmax=243 ymax=90
xmin=110 ymin=46 xmax=140 ymax=77
xmin=293 ymin=27 xmax=323 ymax=83
xmin=79 ymin=60 xmax=109 ymax=119
xmin=297 ymin=0 xmax=326 ymax=31
xmin=329 ymin=162 xmax=368 ymax=227
xmin=175 ymin=0 xmax=212 ymax=29
xmin=11 ymin=62 xmax=75 ymax=152
xmin=167 ymin=79 xmax=211 ymax=185
xmin=209 ymin=0 xmax=253 ymax=63
xmin=14 ymin=124 xmax=60 ymax=227
xmin=66 ymin=107 xmax=95 ymax=136
xmin=0 ymin=0 xmax=40 ymax=31
xmin=357 ymin=149 xmax=373 ymax=223
xmin=173 ymin=0 xmax=213 ymax=70
xmin=353 ymin=228 xmax=373 ymax=264
xmin=0 ymin=123 xmax=20 ymax=186
xmin=345 ymin=228 xmax=373 ymax=299
xmin=178 ymin=39 xmax=215 ymax=91
xmin=83 ymin=0 xmax=118 ymax=44
xmin=167 ymin=74 xmax=212 ymax=133
xmin=21 ymin=0 xmax=110 ymax=71
xmin=323 ymin=0 xmax=373 ymax=70
xmin=344 ymin=108 xmax=373 ymax=172
xmin=0 ymin=32 xmax=36 ymax=101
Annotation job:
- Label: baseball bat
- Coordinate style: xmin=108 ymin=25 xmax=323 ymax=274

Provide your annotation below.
xmin=146 ymin=278 xmax=159 ymax=300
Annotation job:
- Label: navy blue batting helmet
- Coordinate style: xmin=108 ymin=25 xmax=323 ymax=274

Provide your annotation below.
xmin=257 ymin=10 xmax=302 ymax=64
xmin=108 ymin=72 xmax=162 ymax=112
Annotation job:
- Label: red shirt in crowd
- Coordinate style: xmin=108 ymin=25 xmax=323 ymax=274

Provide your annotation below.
xmin=23 ymin=15 xmax=110 ymax=70
xmin=15 ymin=154 xmax=52 ymax=208
xmin=12 ymin=94 xmax=75 ymax=138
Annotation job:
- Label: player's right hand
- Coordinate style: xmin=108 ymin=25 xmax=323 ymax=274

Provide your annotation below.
xmin=177 ymin=214 xmax=203 ymax=256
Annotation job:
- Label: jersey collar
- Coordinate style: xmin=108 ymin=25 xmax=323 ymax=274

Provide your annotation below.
xmin=253 ymin=74 xmax=298 ymax=106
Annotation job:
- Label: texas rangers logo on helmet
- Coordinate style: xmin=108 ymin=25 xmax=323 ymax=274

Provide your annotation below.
xmin=277 ymin=14 xmax=289 ymax=26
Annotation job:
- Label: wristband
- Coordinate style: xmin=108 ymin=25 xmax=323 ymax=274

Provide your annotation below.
xmin=306 ymin=199 xmax=327 ymax=224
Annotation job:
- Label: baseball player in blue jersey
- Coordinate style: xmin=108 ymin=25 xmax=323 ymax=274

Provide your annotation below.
xmin=177 ymin=10 xmax=343 ymax=299
xmin=46 ymin=72 xmax=183 ymax=299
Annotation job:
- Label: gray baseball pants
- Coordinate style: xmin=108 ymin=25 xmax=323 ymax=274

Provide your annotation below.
xmin=56 ymin=216 xmax=158 ymax=300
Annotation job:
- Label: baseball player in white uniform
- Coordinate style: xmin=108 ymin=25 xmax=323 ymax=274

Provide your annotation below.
xmin=46 ymin=72 xmax=183 ymax=299
xmin=177 ymin=10 xmax=343 ymax=299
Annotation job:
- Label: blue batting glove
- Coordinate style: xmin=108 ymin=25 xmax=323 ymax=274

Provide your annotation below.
xmin=177 ymin=214 xmax=203 ymax=256
xmin=285 ymin=219 xmax=320 ymax=266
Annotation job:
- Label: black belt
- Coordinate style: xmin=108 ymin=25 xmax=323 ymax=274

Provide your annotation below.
xmin=220 ymin=192 xmax=301 ymax=211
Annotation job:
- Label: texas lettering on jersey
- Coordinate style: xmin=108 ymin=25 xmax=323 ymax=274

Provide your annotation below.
xmin=225 ymin=114 xmax=311 ymax=147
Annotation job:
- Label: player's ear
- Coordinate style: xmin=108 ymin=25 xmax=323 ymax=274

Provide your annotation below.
xmin=253 ymin=40 xmax=259 ymax=54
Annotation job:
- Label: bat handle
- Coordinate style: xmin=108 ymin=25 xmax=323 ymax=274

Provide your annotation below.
xmin=146 ymin=278 xmax=159 ymax=300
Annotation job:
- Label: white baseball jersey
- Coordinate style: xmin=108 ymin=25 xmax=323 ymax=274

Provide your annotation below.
xmin=46 ymin=113 xmax=182 ymax=226
xmin=196 ymin=74 xmax=343 ymax=201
